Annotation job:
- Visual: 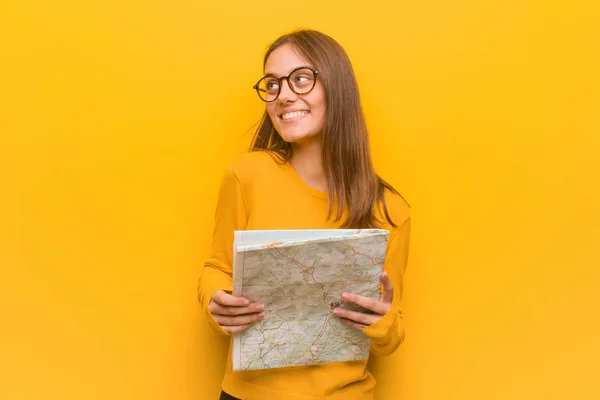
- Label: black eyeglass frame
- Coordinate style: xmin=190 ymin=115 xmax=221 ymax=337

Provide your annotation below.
xmin=252 ymin=66 xmax=319 ymax=102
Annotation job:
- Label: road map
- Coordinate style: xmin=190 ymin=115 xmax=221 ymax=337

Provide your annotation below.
xmin=232 ymin=229 xmax=389 ymax=371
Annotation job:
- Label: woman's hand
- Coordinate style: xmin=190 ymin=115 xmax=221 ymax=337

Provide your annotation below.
xmin=333 ymin=272 xmax=394 ymax=330
xmin=208 ymin=290 xmax=264 ymax=334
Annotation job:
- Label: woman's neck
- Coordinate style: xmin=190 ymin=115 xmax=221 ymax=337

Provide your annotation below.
xmin=289 ymin=138 xmax=327 ymax=192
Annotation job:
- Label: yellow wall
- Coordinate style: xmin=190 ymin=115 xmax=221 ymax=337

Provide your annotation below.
xmin=1 ymin=1 xmax=598 ymax=399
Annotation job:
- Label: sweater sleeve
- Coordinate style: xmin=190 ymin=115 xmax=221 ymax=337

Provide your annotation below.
xmin=362 ymin=216 xmax=411 ymax=356
xmin=197 ymin=162 xmax=248 ymax=336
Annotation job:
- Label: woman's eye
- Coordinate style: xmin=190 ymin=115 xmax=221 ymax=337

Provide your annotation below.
xmin=295 ymin=75 xmax=309 ymax=83
xmin=266 ymin=81 xmax=279 ymax=91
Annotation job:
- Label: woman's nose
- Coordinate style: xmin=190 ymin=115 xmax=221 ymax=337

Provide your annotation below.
xmin=277 ymin=79 xmax=297 ymax=103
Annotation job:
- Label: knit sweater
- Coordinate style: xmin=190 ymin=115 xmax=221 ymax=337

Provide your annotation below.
xmin=198 ymin=151 xmax=411 ymax=400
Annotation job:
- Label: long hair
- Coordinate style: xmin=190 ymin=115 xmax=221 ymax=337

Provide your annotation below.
xmin=250 ymin=29 xmax=401 ymax=228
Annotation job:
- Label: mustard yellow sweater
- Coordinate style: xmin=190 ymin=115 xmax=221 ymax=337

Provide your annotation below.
xmin=198 ymin=151 xmax=411 ymax=400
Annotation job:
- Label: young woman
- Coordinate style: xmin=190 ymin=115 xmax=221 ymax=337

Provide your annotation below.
xmin=198 ymin=29 xmax=411 ymax=400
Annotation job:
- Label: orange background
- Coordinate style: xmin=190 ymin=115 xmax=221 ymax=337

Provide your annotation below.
xmin=1 ymin=1 xmax=599 ymax=399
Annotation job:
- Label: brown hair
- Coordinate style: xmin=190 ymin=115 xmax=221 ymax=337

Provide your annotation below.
xmin=250 ymin=29 xmax=402 ymax=228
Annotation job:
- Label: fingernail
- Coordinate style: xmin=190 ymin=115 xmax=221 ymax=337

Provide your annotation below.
xmin=242 ymin=299 xmax=250 ymax=306
xmin=257 ymin=304 xmax=264 ymax=311
xmin=333 ymin=309 xmax=341 ymax=315
xmin=258 ymin=313 xmax=265 ymax=318
xmin=341 ymin=293 xmax=348 ymax=301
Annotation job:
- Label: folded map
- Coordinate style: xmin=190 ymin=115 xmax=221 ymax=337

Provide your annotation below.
xmin=232 ymin=229 xmax=390 ymax=371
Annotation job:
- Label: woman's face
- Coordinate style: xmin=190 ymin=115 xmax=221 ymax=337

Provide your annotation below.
xmin=264 ymin=44 xmax=326 ymax=145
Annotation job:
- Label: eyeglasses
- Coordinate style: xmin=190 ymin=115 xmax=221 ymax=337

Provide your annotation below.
xmin=253 ymin=66 xmax=319 ymax=102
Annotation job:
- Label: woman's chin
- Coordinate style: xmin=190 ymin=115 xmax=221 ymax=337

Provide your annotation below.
xmin=279 ymin=131 xmax=321 ymax=145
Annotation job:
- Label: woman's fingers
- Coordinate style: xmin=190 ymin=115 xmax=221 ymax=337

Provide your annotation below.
xmin=209 ymin=290 xmax=263 ymax=316
xmin=212 ymin=290 xmax=249 ymax=307
xmin=208 ymin=290 xmax=266 ymax=333
xmin=333 ymin=307 xmax=378 ymax=326
xmin=380 ymin=272 xmax=394 ymax=304
xmin=210 ymin=302 xmax=263 ymax=317
xmin=213 ymin=311 xmax=265 ymax=327
xmin=334 ymin=282 xmax=394 ymax=329
xmin=341 ymin=292 xmax=390 ymax=315
xmin=339 ymin=318 xmax=368 ymax=331
xmin=220 ymin=324 xmax=252 ymax=334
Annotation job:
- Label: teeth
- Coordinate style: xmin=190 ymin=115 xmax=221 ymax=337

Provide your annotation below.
xmin=282 ymin=111 xmax=308 ymax=120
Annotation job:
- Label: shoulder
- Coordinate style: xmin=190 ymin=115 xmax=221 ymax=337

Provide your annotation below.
xmin=223 ymin=151 xmax=285 ymax=192
xmin=381 ymin=187 xmax=411 ymax=230
xmin=230 ymin=150 xmax=277 ymax=169
xmin=228 ymin=151 xmax=281 ymax=177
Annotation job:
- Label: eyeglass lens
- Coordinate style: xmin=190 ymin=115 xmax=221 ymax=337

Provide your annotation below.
xmin=256 ymin=68 xmax=316 ymax=102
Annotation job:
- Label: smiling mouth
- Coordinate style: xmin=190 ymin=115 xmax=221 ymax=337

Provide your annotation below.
xmin=280 ymin=111 xmax=310 ymax=121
